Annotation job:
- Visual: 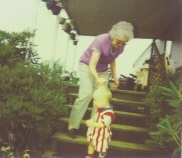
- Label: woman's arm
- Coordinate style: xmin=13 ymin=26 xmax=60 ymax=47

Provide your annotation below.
xmin=89 ymin=51 xmax=100 ymax=81
xmin=110 ymin=60 xmax=119 ymax=85
xmin=89 ymin=51 xmax=107 ymax=85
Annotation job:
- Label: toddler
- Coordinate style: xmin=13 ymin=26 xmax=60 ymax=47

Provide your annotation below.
xmin=85 ymin=86 xmax=115 ymax=158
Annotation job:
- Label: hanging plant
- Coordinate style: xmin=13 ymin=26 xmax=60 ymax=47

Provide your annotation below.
xmin=62 ymin=22 xmax=72 ymax=33
xmin=51 ymin=6 xmax=61 ymax=15
xmin=70 ymin=33 xmax=76 ymax=40
xmin=41 ymin=0 xmax=49 ymax=2
xmin=73 ymin=40 xmax=78 ymax=45
xmin=59 ymin=17 xmax=66 ymax=25
xmin=46 ymin=0 xmax=56 ymax=10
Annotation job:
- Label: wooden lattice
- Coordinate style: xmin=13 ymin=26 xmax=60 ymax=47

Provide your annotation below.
xmin=148 ymin=42 xmax=167 ymax=86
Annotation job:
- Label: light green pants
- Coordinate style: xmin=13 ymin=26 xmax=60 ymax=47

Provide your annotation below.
xmin=69 ymin=63 xmax=109 ymax=129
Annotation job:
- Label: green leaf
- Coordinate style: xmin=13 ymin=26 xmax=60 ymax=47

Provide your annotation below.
xmin=160 ymin=86 xmax=174 ymax=93
xmin=169 ymin=81 xmax=178 ymax=94
xmin=161 ymin=92 xmax=176 ymax=98
xmin=172 ymin=146 xmax=181 ymax=158
xmin=149 ymin=130 xmax=166 ymax=135
xmin=168 ymin=99 xmax=181 ymax=107
xmin=164 ymin=116 xmax=172 ymax=130
xmin=156 ymin=124 xmax=168 ymax=130
xmin=32 ymin=115 xmax=43 ymax=121
xmin=165 ymin=136 xmax=174 ymax=142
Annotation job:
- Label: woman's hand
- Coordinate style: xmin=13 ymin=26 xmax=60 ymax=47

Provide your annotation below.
xmin=113 ymin=76 xmax=119 ymax=87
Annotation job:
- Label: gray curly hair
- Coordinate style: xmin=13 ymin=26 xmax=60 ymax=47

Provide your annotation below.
xmin=109 ymin=21 xmax=134 ymax=42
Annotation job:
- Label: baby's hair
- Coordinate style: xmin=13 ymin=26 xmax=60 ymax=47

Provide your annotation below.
xmin=93 ymin=86 xmax=112 ymax=101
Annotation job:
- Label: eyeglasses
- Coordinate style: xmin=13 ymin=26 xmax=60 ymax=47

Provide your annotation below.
xmin=115 ymin=37 xmax=127 ymax=45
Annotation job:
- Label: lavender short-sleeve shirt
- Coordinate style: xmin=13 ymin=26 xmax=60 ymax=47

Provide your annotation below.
xmin=79 ymin=33 xmax=125 ymax=72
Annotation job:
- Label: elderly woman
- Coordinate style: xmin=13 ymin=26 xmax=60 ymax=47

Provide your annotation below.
xmin=68 ymin=21 xmax=134 ymax=139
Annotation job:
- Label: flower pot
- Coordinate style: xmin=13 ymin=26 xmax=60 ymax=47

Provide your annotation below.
xmin=73 ymin=40 xmax=78 ymax=45
xmin=59 ymin=17 xmax=66 ymax=24
xmin=51 ymin=6 xmax=61 ymax=15
xmin=62 ymin=23 xmax=71 ymax=33
xmin=71 ymin=77 xmax=79 ymax=84
xmin=46 ymin=0 xmax=56 ymax=10
xmin=70 ymin=33 xmax=76 ymax=40
xmin=42 ymin=0 xmax=49 ymax=2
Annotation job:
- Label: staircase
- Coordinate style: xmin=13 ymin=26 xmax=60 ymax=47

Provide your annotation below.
xmin=50 ymin=84 xmax=160 ymax=158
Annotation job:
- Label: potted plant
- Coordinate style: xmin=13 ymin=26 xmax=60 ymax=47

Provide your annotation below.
xmin=46 ymin=0 xmax=56 ymax=10
xmin=73 ymin=40 xmax=78 ymax=45
xmin=59 ymin=17 xmax=66 ymax=25
xmin=51 ymin=6 xmax=61 ymax=15
xmin=62 ymin=22 xmax=72 ymax=33
xmin=70 ymin=33 xmax=76 ymax=40
xmin=41 ymin=0 xmax=49 ymax=2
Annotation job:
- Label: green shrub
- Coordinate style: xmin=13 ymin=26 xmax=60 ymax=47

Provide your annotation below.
xmin=0 ymin=30 xmax=68 ymax=157
xmin=144 ymin=72 xmax=181 ymax=158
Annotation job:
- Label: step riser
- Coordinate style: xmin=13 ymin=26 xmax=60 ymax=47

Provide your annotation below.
xmin=114 ymin=117 xmax=147 ymax=127
xmin=52 ymin=133 xmax=159 ymax=155
xmin=56 ymin=141 xmax=158 ymax=158
xmin=112 ymin=91 xmax=145 ymax=102
xmin=113 ymin=105 xmax=146 ymax=114
xmin=83 ymin=112 xmax=147 ymax=127
xmin=68 ymin=95 xmax=147 ymax=114
xmin=112 ymin=131 xmax=149 ymax=144
xmin=67 ymin=107 xmax=147 ymax=127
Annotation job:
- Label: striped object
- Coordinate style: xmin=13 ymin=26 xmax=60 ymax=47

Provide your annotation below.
xmin=87 ymin=108 xmax=115 ymax=152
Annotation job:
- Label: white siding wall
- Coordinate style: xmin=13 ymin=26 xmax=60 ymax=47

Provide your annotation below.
xmin=171 ymin=41 xmax=182 ymax=69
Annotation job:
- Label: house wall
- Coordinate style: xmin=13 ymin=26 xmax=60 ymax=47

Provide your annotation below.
xmin=170 ymin=40 xmax=182 ymax=69
xmin=155 ymin=40 xmax=165 ymax=54
xmin=168 ymin=19 xmax=182 ymax=69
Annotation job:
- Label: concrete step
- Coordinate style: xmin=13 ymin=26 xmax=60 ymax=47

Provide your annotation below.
xmin=51 ymin=132 xmax=158 ymax=153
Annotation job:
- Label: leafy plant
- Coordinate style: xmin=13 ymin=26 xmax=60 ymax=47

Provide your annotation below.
xmin=0 ymin=30 xmax=68 ymax=157
xmin=144 ymin=76 xmax=181 ymax=158
xmin=143 ymin=81 xmax=166 ymax=130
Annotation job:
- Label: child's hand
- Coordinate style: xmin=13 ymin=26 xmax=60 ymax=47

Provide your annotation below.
xmin=86 ymin=119 xmax=105 ymax=128
xmin=85 ymin=119 xmax=95 ymax=127
xmin=97 ymin=78 xmax=107 ymax=87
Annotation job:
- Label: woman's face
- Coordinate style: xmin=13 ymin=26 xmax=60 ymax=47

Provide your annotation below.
xmin=111 ymin=36 xmax=126 ymax=49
